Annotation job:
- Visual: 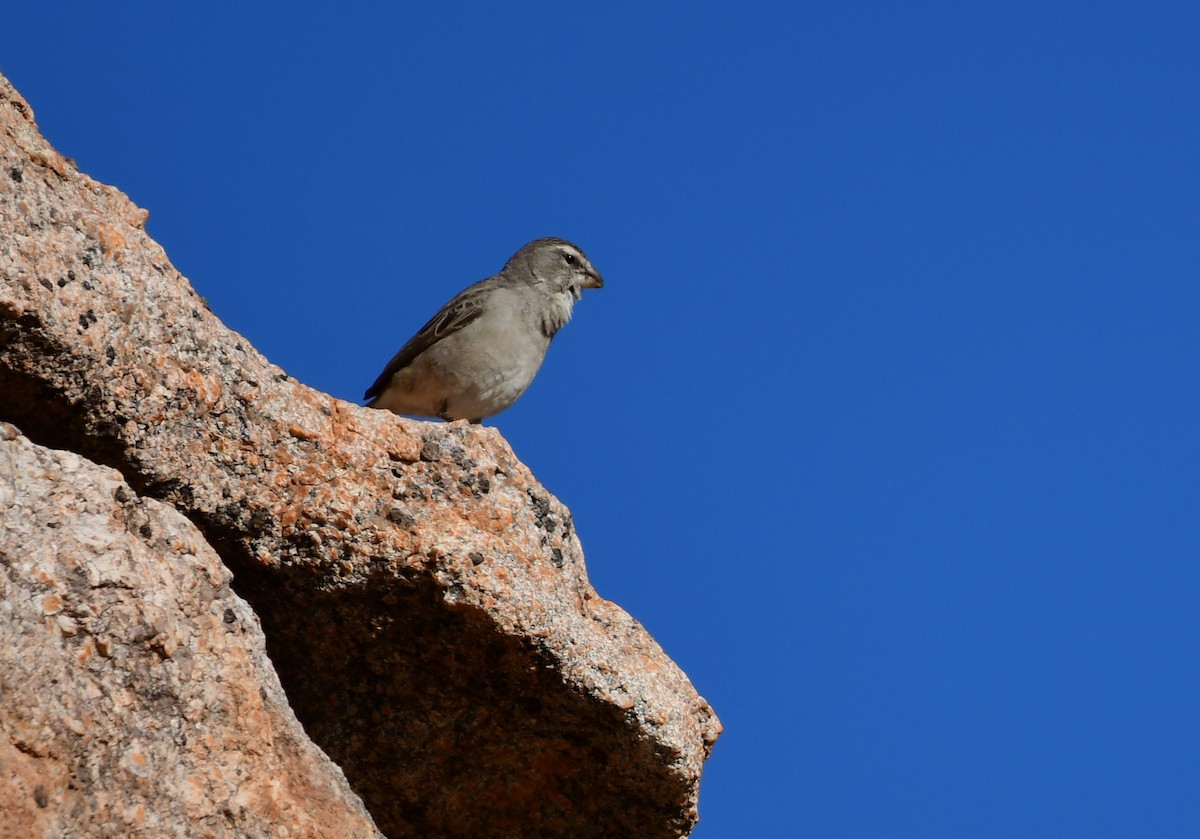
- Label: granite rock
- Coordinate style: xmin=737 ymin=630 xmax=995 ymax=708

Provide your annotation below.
xmin=0 ymin=423 xmax=383 ymax=838
xmin=0 ymin=71 xmax=720 ymax=838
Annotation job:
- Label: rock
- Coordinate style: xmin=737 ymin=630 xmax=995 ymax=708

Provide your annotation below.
xmin=0 ymin=70 xmax=720 ymax=838
xmin=0 ymin=423 xmax=383 ymax=838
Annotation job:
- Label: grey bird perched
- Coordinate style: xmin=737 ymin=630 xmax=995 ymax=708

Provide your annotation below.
xmin=364 ymin=237 xmax=603 ymax=423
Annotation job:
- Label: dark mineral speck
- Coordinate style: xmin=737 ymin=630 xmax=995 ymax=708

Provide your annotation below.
xmin=448 ymin=446 xmax=475 ymax=470
xmin=387 ymin=508 xmax=416 ymax=528
xmin=249 ymin=508 xmax=272 ymax=532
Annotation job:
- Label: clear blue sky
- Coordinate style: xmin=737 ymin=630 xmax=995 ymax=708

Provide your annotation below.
xmin=5 ymin=3 xmax=1199 ymax=836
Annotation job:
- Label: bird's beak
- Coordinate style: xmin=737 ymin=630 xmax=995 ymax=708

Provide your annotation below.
xmin=581 ymin=263 xmax=604 ymax=289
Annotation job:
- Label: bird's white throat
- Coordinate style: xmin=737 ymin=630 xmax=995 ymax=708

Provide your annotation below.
xmin=540 ymin=289 xmax=575 ymax=338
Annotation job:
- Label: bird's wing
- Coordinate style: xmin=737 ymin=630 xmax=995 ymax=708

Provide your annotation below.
xmin=363 ymin=283 xmax=488 ymax=401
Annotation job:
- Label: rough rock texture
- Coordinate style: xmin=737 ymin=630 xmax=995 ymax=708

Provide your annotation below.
xmin=0 ymin=423 xmax=383 ymax=838
xmin=0 ymin=70 xmax=720 ymax=839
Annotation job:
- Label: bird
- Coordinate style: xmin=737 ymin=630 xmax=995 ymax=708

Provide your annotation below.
xmin=364 ymin=237 xmax=604 ymax=423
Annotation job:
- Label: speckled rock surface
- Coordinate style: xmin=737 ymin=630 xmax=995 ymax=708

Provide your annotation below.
xmin=0 ymin=72 xmax=720 ymax=837
xmin=0 ymin=424 xmax=383 ymax=838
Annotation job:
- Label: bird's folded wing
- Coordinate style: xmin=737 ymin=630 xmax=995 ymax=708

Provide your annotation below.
xmin=363 ymin=285 xmax=488 ymax=401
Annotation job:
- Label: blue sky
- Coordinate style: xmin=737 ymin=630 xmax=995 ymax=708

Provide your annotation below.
xmin=5 ymin=3 xmax=1199 ymax=836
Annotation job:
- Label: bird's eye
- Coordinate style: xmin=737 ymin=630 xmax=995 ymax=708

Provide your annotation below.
xmin=562 ymin=252 xmax=577 ymax=265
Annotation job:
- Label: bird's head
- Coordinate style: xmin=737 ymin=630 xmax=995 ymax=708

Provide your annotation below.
xmin=513 ymin=237 xmax=604 ymax=301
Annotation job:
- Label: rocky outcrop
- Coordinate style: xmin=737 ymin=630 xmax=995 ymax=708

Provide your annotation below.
xmin=0 ymin=71 xmax=720 ymax=839
xmin=0 ymin=423 xmax=383 ymax=838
